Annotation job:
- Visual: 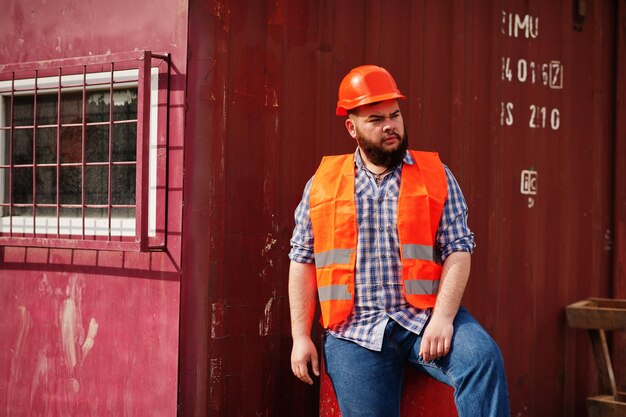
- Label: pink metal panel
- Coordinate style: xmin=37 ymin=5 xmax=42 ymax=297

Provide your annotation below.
xmin=1 ymin=269 xmax=179 ymax=416
xmin=0 ymin=1 xmax=187 ymax=417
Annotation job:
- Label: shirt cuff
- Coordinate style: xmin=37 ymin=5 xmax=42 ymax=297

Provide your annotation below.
xmin=288 ymin=242 xmax=315 ymax=264
xmin=439 ymin=235 xmax=475 ymax=263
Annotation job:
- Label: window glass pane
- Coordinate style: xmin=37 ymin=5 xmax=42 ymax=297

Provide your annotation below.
xmin=112 ymin=89 xmax=137 ymax=121
xmin=36 ymin=127 xmax=57 ymax=164
xmin=59 ymin=166 xmax=81 ymax=205
xmin=36 ymin=206 xmax=56 ymax=217
xmin=86 ymin=91 xmax=109 ymax=123
xmin=0 ymin=168 xmax=8 ymax=205
xmin=59 ymin=207 xmax=80 ymax=217
xmin=12 ymin=167 xmax=32 ymax=204
xmin=12 ymin=128 xmax=33 ymax=164
xmin=36 ymin=93 xmax=58 ymax=125
xmin=112 ymin=207 xmax=134 ymax=219
xmin=85 ymin=207 xmax=107 ymax=218
xmin=60 ymin=90 xmax=82 ymax=124
xmin=13 ymin=206 xmax=32 ymax=218
xmin=112 ymin=123 xmax=136 ymax=162
xmin=12 ymin=95 xmax=34 ymax=127
xmin=84 ymin=165 xmax=108 ymax=205
xmin=111 ymin=165 xmax=135 ymax=205
xmin=0 ymin=131 xmax=8 ymax=164
xmin=59 ymin=126 xmax=82 ymax=163
xmin=36 ymin=167 xmax=56 ymax=204
xmin=3 ymin=98 xmax=10 ymax=129
xmin=85 ymin=125 xmax=109 ymax=162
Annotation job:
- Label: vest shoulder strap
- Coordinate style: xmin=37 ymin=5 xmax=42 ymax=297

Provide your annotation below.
xmin=407 ymin=150 xmax=448 ymax=202
xmin=310 ymin=154 xmax=356 ymax=255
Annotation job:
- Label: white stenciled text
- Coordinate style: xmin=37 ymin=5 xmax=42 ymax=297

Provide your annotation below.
xmin=501 ymin=11 xmax=539 ymax=39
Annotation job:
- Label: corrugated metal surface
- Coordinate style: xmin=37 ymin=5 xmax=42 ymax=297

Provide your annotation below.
xmin=613 ymin=0 xmax=626 ymax=395
xmin=182 ymin=1 xmax=619 ymax=416
xmin=0 ymin=0 xmax=188 ymax=416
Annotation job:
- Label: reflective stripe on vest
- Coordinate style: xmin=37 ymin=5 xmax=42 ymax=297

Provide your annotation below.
xmin=314 ymin=248 xmax=354 ymax=268
xmin=318 ymin=284 xmax=352 ymax=302
xmin=310 ymin=150 xmax=448 ymax=328
xmin=405 ymin=279 xmax=440 ymax=295
xmin=402 ymin=244 xmax=434 ymax=262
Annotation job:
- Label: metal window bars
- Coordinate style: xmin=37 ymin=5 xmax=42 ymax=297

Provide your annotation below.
xmin=0 ymin=50 xmax=167 ymax=251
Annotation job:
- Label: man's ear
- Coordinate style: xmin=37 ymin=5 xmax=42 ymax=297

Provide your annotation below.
xmin=345 ymin=117 xmax=357 ymax=139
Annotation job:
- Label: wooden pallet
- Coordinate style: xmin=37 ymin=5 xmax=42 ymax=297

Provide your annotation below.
xmin=566 ymin=298 xmax=626 ymax=417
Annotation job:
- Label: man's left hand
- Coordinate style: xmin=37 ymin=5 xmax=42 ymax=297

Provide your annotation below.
xmin=419 ymin=315 xmax=454 ymax=362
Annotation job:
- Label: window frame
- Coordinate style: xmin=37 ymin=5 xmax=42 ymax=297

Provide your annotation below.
xmin=0 ymin=50 xmax=168 ymax=251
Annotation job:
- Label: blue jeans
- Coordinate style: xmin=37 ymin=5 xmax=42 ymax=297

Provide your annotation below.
xmin=323 ymin=308 xmax=510 ymax=417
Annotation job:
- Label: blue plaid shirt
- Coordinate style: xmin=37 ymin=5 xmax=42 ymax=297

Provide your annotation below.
xmin=289 ymin=150 xmax=475 ymax=351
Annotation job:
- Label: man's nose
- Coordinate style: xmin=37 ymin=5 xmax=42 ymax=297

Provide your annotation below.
xmin=383 ymin=122 xmax=396 ymax=133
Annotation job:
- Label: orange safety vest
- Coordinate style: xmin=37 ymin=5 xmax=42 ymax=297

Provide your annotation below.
xmin=309 ymin=150 xmax=448 ymax=328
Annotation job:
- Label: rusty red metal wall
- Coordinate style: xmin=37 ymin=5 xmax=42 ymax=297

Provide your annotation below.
xmin=613 ymin=0 xmax=626 ymax=395
xmin=0 ymin=0 xmax=188 ymax=416
xmin=182 ymin=1 xmax=620 ymax=416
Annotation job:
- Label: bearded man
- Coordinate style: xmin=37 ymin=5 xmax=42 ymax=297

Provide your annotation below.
xmin=288 ymin=65 xmax=510 ymax=417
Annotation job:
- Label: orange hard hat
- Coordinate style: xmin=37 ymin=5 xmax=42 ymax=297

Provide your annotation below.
xmin=336 ymin=65 xmax=406 ymax=116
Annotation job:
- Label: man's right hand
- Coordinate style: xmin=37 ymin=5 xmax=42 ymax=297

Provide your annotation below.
xmin=290 ymin=335 xmax=320 ymax=385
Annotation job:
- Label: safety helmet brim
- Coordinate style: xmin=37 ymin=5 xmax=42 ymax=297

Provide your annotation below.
xmin=336 ymin=93 xmax=406 ymax=116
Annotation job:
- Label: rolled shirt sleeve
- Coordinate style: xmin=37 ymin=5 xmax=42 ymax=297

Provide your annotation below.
xmin=289 ymin=177 xmax=316 ymax=264
xmin=436 ymin=166 xmax=476 ymax=263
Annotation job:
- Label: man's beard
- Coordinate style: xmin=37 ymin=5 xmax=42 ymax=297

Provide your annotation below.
xmin=355 ymin=128 xmax=409 ymax=168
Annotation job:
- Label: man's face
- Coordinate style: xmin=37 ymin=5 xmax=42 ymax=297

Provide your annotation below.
xmin=346 ymin=99 xmax=408 ymax=168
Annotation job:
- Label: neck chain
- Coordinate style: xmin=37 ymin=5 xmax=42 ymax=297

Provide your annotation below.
xmin=363 ymin=165 xmax=391 ymax=185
